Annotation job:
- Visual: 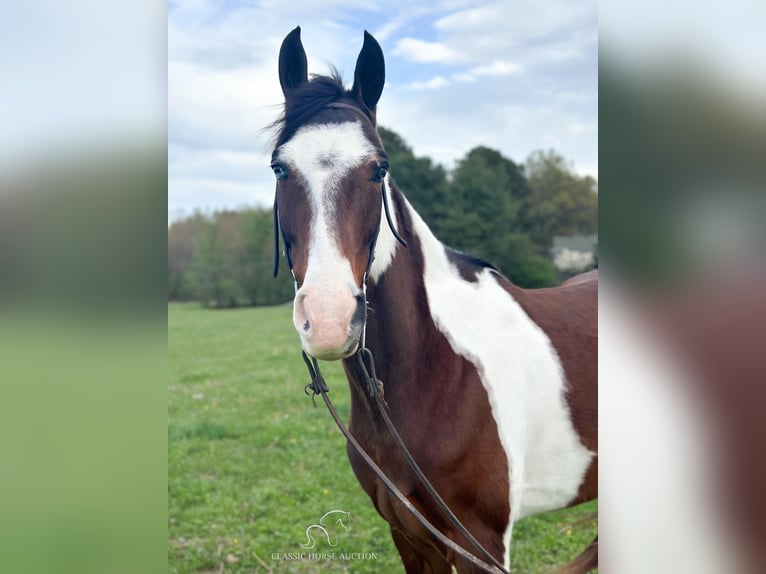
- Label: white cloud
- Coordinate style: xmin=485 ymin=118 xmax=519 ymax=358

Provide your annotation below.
xmin=566 ymin=121 xmax=596 ymax=136
xmin=541 ymin=132 xmax=562 ymax=148
xmin=169 ymin=177 xmax=269 ymax=216
xmin=431 ymin=0 xmax=597 ymax=69
xmin=371 ymin=5 xmax=442 ymax=42
xmin=471 ymin=60 xmax=522 ymax=77
xmin=168 ymin=60 xmax=282 ymax=149
xmin=574 ymin=165 xmax=599 ymax=180
xmin=452 ymin=72 xmax=476 ymax=83
xmin=450 ymin=60 xmax=522 ymax=84
xmin=392 ymin=38 xmax=464 ymax=63
xmin=404 ymin=75 xmax=450 ymax=90
xmin=434 ymin=2 xmax=504 ymax=33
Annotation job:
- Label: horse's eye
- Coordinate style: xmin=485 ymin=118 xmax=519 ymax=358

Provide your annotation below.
xmin=271 ymin=162 xmax=289 ymax=180
xmin=371 ymin=163 xmax=388 ymax=184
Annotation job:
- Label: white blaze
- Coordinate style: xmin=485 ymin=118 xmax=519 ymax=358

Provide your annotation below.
xmin=277 ymin=120 xmax=386 ymax=357
xmin=277 ymin=120 xmax=377 ymax=291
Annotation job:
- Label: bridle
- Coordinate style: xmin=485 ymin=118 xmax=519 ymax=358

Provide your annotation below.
xmin=271 ymin=102 xmax=509 ymax=574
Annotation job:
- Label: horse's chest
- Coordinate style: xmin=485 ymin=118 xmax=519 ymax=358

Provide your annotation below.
xmin=344 ymin=439 xmax=417 ymax=531
xmin=346 ymin=411 xmax=509 ymax=542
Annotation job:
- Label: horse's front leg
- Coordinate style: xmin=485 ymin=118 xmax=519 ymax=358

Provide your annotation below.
xmin=450 ymin=520 xmax=507 ymax=574
xmin=391 ymin=527 xmax=452 ymax=574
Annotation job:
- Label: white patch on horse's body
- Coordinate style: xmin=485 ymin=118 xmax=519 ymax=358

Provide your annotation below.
xmin=401 ymin=198 xmax=594 ymax=568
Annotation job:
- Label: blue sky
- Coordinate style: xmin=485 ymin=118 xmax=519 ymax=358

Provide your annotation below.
xmin=168 ymin=0 xmax=597 ymax=221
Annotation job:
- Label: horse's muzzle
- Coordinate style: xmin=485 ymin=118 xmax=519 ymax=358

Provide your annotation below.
xmin=293 ymin=287 xmax=365 ymax=360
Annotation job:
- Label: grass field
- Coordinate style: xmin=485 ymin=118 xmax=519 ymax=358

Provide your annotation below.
xmin=169 ymin=303 xmax=597 ymax=573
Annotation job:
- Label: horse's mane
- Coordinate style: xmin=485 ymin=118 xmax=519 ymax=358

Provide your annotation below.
xmin=445 ymin=247 xmax=500 ymax=282
xmin=272 ymin=69 xmax=372 ymax=149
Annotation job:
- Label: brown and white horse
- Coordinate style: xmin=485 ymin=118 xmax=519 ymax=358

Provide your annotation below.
xmin=271 ymin=27 xmax=598 ymax=573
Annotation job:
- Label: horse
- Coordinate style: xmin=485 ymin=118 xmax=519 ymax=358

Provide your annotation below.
xmin=270 ymin=26 xmax=598 ymax=573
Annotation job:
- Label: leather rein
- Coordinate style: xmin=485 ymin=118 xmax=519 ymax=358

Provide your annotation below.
xmin=272 ymin=102 xmax=509 ymax=574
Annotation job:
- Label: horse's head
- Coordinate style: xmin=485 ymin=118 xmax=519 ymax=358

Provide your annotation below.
xmin=271 ymin=27 xmax=395 ymax=360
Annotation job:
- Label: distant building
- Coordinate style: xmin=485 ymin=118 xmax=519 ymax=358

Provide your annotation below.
xmin=551 ymin=234 xmax=598 ymax=273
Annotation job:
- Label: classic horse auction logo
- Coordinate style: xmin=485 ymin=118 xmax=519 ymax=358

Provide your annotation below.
xmin=301 ymin=510 xmax=352 ymax=549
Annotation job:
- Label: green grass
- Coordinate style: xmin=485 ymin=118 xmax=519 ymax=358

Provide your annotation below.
xmin=169 ymin=303 xmax=597 ymax=573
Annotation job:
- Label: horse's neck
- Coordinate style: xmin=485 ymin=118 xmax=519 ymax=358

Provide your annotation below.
xmin=344 ymin=182 xmax=446 ymax=421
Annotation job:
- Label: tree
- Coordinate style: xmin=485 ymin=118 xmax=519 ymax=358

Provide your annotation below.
xmin=168 ymin=213 xmax=206 ymax=300
xmin=523 ymin=150 xmax=598 ymax=251
xmin=187 ymin=212 xmax=243 ymax=307
xmin=378 ymin=126 xmax=449 ymax=234
xmin=444 ymin=146 xmax=559 ymax=287
xmin=172 ymin=208 xmax=295 ymax=308
xmin=236 ymin=209 xmax=295 ymax=306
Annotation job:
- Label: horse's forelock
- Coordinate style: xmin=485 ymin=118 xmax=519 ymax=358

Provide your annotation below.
xmin=271 ymin=70 xmax=373 ymax=151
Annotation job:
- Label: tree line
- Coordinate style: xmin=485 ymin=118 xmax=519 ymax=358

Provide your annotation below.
xmin=168 ymin=127 xmax=597 ymax=307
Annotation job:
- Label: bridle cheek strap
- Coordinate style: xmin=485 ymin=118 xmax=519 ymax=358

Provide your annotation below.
xmin=382 ymin=179 xmax=407 ymax=248
xmin=272 ymin=192 xmax=281 ymax=278
xmin=273 ymin=191 xmax=299 ymax=294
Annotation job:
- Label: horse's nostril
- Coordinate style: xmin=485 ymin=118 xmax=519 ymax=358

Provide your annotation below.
xmin=351 ymin=295 xmax=366 ymax=327
xmin=303 ymin=320 xmax=310 ymax=332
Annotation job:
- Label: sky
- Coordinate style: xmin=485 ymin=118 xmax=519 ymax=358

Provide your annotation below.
xmin=168 ymin=0 xmax=598 ymax=222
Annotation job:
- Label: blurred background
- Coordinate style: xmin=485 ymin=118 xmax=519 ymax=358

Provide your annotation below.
xmin=600 ymin=1 xmax=766 ymax=573
xmin=0 ymin=2 xmax=167 ymax=574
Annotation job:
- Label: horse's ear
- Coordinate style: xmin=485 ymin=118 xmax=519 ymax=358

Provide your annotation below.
xmin=279 ymin=26 xmax=308 ymax=96
xmin=352 ymin=31 xmax=385 ymax=112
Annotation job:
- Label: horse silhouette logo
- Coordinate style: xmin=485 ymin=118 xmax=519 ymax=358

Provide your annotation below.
xmin=301 ymin=510 xmax=352 ymax=549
